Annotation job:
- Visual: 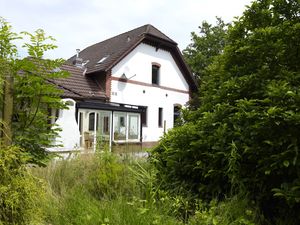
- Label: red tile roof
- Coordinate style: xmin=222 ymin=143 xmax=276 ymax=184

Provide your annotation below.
xmin=53 ymin=64 xmax=107 ymax=100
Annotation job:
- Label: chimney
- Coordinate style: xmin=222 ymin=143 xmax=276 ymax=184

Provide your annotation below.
xmin=74 ymin=49 xmax=83 ymax=68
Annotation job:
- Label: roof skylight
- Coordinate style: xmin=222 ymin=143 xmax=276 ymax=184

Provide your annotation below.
xmin=97 ymin=55 xmax=109 ymax=64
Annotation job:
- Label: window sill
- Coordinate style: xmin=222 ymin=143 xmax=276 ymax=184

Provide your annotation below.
xmin=113 ymin=139 xmax=140 ymax=143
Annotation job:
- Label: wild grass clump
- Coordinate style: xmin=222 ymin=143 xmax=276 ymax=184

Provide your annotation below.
xmin=0 ymin=145 xmax=45 ymax=225
xmin=32 ymin=151 xmax=181 ymax=225
xmin=188 ymin=195 xmax=261 ymax=225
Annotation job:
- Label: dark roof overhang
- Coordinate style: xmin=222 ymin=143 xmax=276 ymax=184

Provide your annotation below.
xmin=77 ymin=101 xmax=145 ymax=113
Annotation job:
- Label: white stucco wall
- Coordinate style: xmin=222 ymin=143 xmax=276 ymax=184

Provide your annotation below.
xmin=110 ymin=43 xmax=190 ymax=142
xmin=49 ymin=98 xmax=81 ymax=151
xmin=112 ymin=43 xmax=189 ymax=91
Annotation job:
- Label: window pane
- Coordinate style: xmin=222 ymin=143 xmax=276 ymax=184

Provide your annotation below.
xmin=97 ymin=113 xmax=110 ymax=137
xmin=129 ymin=115 xmax=139 ymax=140
xmin=158 ymin=108 xmax=163 ymax=127
xmin=114 ymin=113 xmax=126 ymax=140
xmin=79 ymin=112 xmax=83 ymax=134
xmin=89 ymin=113 xmax=95 ymax=131
xmin=173 ymin=105 xmax=181 ymax=127
xmin=152 ymin=65 xmax=159 ymax=85
xmin=103 ymin=116 xmax=110 ymax=134
xmin=141 ymin=107 xmax=147 ymax=127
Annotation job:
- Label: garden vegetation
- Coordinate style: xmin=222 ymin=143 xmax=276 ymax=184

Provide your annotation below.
xmin=152 ymin=0 xmax=300 ymax=224
xmin=0 ymin=0 xmax=299 ymax=224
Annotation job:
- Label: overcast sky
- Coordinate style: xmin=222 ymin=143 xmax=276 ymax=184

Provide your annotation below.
xmin=1 ymin=0 xmax=252 ymax=59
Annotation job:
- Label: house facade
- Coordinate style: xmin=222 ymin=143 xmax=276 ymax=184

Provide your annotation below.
xmin=50 ymin=24 xmax=197 ymax=152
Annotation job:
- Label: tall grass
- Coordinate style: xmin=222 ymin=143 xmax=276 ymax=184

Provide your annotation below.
xmin=32 ymin=152 xmax=181 ymax=225
xmin=31 ymin=151 xmax=261 ymax=225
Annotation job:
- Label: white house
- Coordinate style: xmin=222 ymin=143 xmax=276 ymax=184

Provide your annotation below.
xmin=50 ymin=24 xmax=197 ymax=152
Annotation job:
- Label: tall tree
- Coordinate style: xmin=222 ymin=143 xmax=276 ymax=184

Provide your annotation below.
xmin=152 ymin=0 xmax=300 ymax=223
xmin=13 ymin=29 xmax=68 ymax=165
xmin=183 ymin=18 xmax=229 ymax=108
xmin=0 ymin=17 xmax=19 ymax=145
xmin=0 ymin=18 xmax=68 ymax=165
xmin=183 ymin=17 xmax=229 ymax=82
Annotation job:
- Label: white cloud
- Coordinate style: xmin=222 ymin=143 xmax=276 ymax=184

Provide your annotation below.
xmin=0 ymin=0 xmax=252 ymax=59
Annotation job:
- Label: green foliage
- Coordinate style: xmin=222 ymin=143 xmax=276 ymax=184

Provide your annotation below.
xmin=0 ymin=18 xmax=69 ymax=164
xmin=33 ymin=153 xmax=182 ymax=225
xmin=183 ymin=17 xmax=229 ymax=82
xmin=152 ymin=0 xmax=300 ymax=223
xmin=0 ymin=17 xmax=20 ymax=140
xmin=0 ymin=145 xmax=45 ymax=224
xmin=33 ymin=153 xmax=264 ymax=225
xmin=183 ymin=18 xmax=229 ymax=109
xmin=88 ymin=151 xmax=136 ymax=200
xmin=12 ymin=29 xmax=68 ymax=165
xmin=189 ymin=196 xmax=259 ymax=225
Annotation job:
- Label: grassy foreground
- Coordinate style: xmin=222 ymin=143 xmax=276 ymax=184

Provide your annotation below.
xmin=31 ymin=151 xmax=260 ymax=225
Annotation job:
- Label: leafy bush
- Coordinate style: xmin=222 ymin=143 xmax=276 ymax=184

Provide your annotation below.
xmin=151 ymin=0 xmax=300 ymax=223
xmin=0 ymin=145 xmax=45 ymax=224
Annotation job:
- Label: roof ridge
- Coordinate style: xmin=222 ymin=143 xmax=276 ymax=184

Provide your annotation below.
xmin=81 ymin=24 xmax=148 ymax=53
xmin=144 ymin=24 xmax=177 ymax=44
xmin=145 ymin=24 xmax=151 ymax=34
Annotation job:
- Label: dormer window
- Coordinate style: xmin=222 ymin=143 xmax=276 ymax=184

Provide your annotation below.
xmin=97 ymin=55 xmax=109 ymax=64
xmin=152 ymin=63 xmax=160 ymax=85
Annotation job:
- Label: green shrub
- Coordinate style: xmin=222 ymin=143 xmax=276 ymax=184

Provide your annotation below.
xmin=0 ymin=145 xmax=45 ymax=224
xmin=189 ymin=195 xmax=260 ymax=225
xmin=151 ymin=0 xmax=300 ymax=223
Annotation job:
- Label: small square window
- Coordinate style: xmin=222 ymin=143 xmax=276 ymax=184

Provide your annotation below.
xmin=152 ymin=65 xmax=160 ymax=85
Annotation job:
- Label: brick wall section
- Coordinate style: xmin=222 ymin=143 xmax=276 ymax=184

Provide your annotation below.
xmin=105 ymin=70 xmax=112 ymax=100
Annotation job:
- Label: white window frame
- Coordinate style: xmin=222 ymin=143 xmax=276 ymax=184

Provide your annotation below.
xmin=112 ymin=112 xmax=140 ymax=143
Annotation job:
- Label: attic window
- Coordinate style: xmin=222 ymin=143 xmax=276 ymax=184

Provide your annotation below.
xmin=97 ymin=55 xmax=109 ymax=64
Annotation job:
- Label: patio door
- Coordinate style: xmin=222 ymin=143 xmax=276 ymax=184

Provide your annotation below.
xmin=78 ymin=109 xmax=112 ymax=151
